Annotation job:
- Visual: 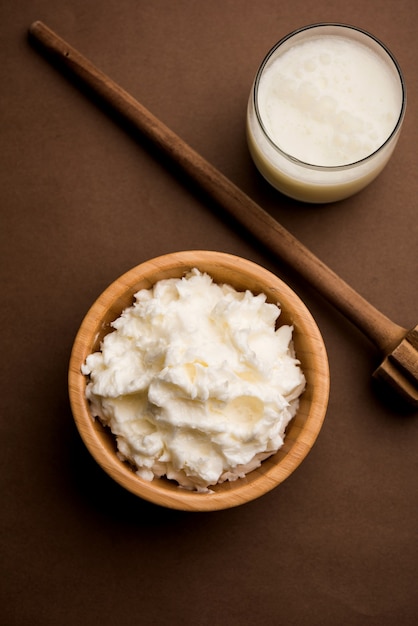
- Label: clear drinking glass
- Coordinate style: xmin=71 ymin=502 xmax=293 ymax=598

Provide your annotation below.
xmin=246 ymin=23 xmax=406 ymax=203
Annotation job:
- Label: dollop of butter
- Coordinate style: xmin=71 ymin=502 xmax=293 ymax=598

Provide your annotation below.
xmin=82 ymin=269 xmax=305 ymax=492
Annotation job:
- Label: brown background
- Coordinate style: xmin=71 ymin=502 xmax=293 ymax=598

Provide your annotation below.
xmin=1 ymin=1 xmax=417 ymax=625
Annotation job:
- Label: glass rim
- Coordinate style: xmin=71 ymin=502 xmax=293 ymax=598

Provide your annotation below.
xmin=253 ymin=22 xmax=407 ymax=171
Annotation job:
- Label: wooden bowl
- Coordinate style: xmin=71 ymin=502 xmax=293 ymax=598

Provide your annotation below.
xmin=68 ymin=251 xmax=329 ymax=511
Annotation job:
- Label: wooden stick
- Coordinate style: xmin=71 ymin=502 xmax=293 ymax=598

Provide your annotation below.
xmin=28 ymin=21 xmax=418 ymax=405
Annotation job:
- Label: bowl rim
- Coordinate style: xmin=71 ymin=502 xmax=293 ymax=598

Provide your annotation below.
xmin=68 ymin=250 xmax=329 ymax=511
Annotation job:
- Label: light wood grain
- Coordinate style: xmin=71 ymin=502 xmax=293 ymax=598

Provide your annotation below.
xmin=68 ymin=251 xmax=330 ymax=511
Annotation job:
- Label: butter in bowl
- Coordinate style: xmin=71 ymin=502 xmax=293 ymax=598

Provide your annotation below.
xmin=68 ymin=251 xmax=329 ymax=511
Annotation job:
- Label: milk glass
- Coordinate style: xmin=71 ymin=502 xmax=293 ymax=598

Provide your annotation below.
xmin=246 ymin=23 xmax=406 ymax=203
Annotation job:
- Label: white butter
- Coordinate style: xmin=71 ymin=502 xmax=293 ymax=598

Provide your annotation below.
xmin=82 ymin=270 xmax=305 ymax=492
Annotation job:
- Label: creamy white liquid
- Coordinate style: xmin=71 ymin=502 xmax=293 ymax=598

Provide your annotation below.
xmin=258 ymin=36 xmax=400 ymax=166
xmin=247 ymin=27 xmax=405 ymax=202
xmin=82 ymin=270 xmax=305 ymax=492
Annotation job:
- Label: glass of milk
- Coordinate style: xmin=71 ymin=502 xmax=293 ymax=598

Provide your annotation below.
xmin=247 ymin=23 xmax=406 ymax=203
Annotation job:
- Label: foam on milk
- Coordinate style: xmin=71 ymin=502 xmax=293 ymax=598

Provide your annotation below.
xmin=247 ymin=25 xmax=405 ymax=202
xmin=257 ymin=35 xmax=401 ymax=166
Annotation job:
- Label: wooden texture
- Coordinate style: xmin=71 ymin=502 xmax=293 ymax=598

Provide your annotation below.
xmin=29 ymin=20 xmax=418 ymax=406
xmin=68 ymin=251 xmax=330 ymax=511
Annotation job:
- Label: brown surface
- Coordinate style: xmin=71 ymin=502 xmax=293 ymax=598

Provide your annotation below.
xmin=1 ymin=2 xmax=417 ymax=625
